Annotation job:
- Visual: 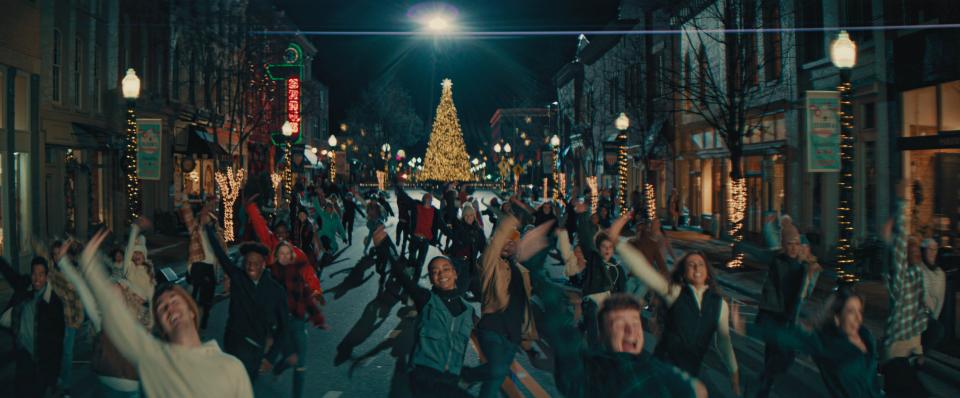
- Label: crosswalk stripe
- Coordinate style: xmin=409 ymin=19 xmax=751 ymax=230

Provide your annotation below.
xmin=321 ymin=391 xmax=343 ymax=398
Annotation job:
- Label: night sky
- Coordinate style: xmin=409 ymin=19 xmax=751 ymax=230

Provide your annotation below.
xmin=275 ymin=0 xmax=620 ymax=150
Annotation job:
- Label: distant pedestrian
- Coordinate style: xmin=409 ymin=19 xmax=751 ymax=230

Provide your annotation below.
xmin=668 ymin=188 xmax=681 ymax=230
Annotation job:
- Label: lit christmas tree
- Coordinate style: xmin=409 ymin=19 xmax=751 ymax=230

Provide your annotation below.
xmin=420 ymin=78 xmax=475 ymax=182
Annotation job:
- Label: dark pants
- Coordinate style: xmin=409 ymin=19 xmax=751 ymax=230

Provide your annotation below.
xmin=582 ymin=299 xmax=602 ymax=350
xmin=756 ymin=311 xmax=797 ymax=398
xmin=922 ymin=315 xmax=944 ymax=353
xmin=342 ymin=216 xmax=355 ymax=244
xmin=190 ymin=262 xmax=216 ymax=329
xmin=408 ymin=236 xmax=430 ymax=281
xmin=224 ymin=333 xmax=264 ymax=382
xmin=15 ymin=349 xmax=56 ymax=398
xmin=881 ymin=357 xmax=929 ymax=396
xmin=409 ymin=367 xmax=473 ymax=398
xmin=475 ymin=329 xmax=519 ymax=398
xmin=397 ymin=220 xmax=410 ymax=255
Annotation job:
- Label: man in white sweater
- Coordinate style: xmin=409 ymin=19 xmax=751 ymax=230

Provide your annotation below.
xmin=72 ymin=229 xmax=253 ymax=398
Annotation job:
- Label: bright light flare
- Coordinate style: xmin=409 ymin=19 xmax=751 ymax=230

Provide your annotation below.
xmin=409 ymin=2 xmax=459 ymax=34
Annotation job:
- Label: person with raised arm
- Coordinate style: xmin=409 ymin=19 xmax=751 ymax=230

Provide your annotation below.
xmin=745 ymin=286 xmax=883 ymax=398
xmin=68 ymin=229 xmax=252 ymax=397
xmin=612 ymin=211 xmax=740 ymax=395
xmin=474 ymin=215 xmax=553 ymax=398
xmin=204 ymin=224 xmax=292 ymax=383
xmin=370 ymin=225 xmax=476 ymax=397
xmin=244 ymin=193 xmax=323 ymax=298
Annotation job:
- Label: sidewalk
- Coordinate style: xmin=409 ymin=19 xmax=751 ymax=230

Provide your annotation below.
xmin=666 ymin=228 xmax=960 ymax=391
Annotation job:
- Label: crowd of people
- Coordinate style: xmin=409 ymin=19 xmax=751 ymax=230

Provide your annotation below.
xmin=0 ymin=174 xmax=950 ymax=398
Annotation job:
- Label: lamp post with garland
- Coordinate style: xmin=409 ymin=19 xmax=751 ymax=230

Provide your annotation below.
xmin=121 ymin=68 xmax=142 ymax=225
xmin=615 ymin=113 xmax=630 ymax=216
xmin=831 ymin=30 xmax=858 ymax=284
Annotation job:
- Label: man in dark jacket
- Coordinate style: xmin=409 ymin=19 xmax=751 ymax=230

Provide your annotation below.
xmin=206 ymin=226 xmax=292 ymax=382
xmin=0 ymin=256 xmax=66 ymax=397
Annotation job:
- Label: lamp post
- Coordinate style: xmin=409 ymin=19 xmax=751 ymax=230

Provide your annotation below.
xmin=615 ymin=112 xmax=630 ymax=216
xmin=550 ymin=134 xmax=560 ymax=201
xmin=381 ymin=143 xmax=391 ymax=181
xmin=121 ymin=68 xmax=142 ymax=225
xmin=328 ymin=134 xmax=338 ymax=183
xmin=280 ymin=121 xmax=295 ymax=206
xmin=831 ymin=30 xmax=857 ymax=284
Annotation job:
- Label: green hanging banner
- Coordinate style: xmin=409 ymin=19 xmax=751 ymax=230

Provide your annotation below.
xmin=137 ymin=118 xmax=162 ymax=180
xmin=805 ymin=91 xmax=841 ymax=172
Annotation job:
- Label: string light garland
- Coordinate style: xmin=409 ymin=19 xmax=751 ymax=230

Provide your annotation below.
xmin=645 ymin=183 xmax=657 ymax=221
xmin=587 ymin=176 xmax=598 ymax=214
xmin=124 ymin=103 xmax=142 ymax=224
xmin=270 ymin=172 xmax=283 ymax=208
xmin=283 ymin=142 xmax=293 ymax=207
xmin=836 ymin=78 xmax=857 ymax=283
xmin=559 ymin=173 xmax=567 ymax=199
xmin=420 ymin=79 xmax=475 ymax=182
xmin=552 ymin=146 xmax=560 ymax=202
xmin=215 ymin=167 xmax=247 ymax=242
xmin=543 ymin=178 xmax=549 ymax=202
xmin=329 ymin=151 xmax=336 ymax=183
xmin=617 ymin=132 xmax=628 ymax=213
xmin=727 ymin=177 xmax=747 ymax=268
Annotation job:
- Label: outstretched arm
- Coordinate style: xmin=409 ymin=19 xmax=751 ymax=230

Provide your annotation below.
xmin=122 ymin=223 xmax=141 ymax=280
xmin=78 ymin=229 xmax=162 ymax=367
xmin=616 ymin=242 xmax=675 ymax=302
xmin=244 ymin=194 xmax=278 ymax=250
xmin=58 ymin=256 xmax=102 ymax=332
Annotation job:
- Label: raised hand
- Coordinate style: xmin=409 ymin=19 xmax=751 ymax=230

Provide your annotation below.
xmin=244 ymin=193 xmax=261 ymax=208
xmin=135 ymin=216 xmax=152 ymax=231
xmin=516 ymin=220 xmax=556 ymax=263
xmin=81 ymin=229 xmax=111 ymax=274
xmin=56 ymin=238 xmax=75 ymax=262
xmin=608 ymin=210 xmax=633 ymax=242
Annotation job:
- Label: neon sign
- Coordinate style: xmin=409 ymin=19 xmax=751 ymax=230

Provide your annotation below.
xmin=287 ymin=77 xmax=301 ymax=135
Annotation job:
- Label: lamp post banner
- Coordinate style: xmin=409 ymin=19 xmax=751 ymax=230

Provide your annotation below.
xmin=137 ymin=118 xmax=163 ymax=180
xmin=805 ymin=91 xmax=841 ymax=172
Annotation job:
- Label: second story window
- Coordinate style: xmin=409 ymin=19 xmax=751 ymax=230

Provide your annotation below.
xmin=53 ymin=29 xmax=62 ymax=103
xmin=74 ymin=37 xmax=83 ymax=108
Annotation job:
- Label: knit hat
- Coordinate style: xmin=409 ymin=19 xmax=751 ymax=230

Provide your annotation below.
xmin=132 ymin=235 xmax=148 ymax=258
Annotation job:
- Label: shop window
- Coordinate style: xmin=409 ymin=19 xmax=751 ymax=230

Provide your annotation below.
xmin=902 ymin=86 xmax=937 ymax=136
xmin=0 ymin=153 xmax=32 ymax=255
xmin=940 ymin=80 xmax=960 ymax=131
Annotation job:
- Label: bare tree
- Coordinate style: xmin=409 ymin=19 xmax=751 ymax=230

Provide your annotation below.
xmin=345 ymin=76 xmax=426 ymax=157
xmin=172 ymin=0 xmax=284 ymax=168
xmin=658 ymin=0 xmax=795 ymax=263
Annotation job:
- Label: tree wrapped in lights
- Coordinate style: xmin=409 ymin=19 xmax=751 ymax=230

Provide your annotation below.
xmin=420 ymin=79 xmax=474 ymax=182
xmin=587 ymin=176 xmax=599 ymax=214
xmin=270 ymin=172 xmax=283 ymax=208
xmin=124 ymin=106 xmax=142 ymax=224
xmin=645 ymin=183 xmax=657 ymax=221
xmin=215 ymin=167 xmax=247 ymax=242
xmin=616 ymin=133 xmax=628 ymax=213
xmin=727 ymin=177 xmax=747 ymax=268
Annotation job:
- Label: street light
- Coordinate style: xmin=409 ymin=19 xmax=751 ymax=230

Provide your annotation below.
xmin=504 ymin=143 xmax=512 ymax=153
xmin=615 ymin=113 xmax=630 ymax=214
xmin=282 ymin=121 xmax=294 ymax=137
xmin=121 ymin=68 xmax=142 ymax=224
xmin=493 ymin=143 xmax=502 ymax=154
xmin=831 ymin=30 xmax=858 ymax=284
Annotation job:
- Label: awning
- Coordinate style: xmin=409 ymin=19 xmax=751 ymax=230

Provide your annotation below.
xmin=186 ymin=127 xmax=227 ymax=157
xmin=71 ymin=123 xmax=112 ymax=149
